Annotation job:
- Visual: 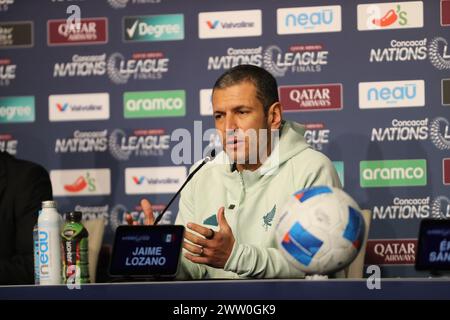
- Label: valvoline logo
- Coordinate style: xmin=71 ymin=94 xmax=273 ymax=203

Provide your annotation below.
xmin=206 ymin=20 xmax=219 ymax=29
xmin=56 ymin=103 xmax=69 ymax=112
xmin=63 ymin=172 xmax=96 ymax=193
xmin=39 ymin=231 xmax=49 ymax=278
xmin=132 ymin=176 xmax=145 ymax=185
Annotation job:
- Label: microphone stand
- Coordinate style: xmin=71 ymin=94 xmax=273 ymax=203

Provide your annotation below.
xmin=153 ymin=151 xmax=216 ymax=225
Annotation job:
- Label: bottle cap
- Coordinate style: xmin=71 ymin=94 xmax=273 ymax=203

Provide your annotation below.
xmin=67 ymin=211 xmax=82 ymax=221
xmin=42 ymin=200 xmax=57 ymax=209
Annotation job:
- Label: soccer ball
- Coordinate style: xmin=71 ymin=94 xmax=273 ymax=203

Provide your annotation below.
xmin=275 ymin=186 xmax=365 ymax=275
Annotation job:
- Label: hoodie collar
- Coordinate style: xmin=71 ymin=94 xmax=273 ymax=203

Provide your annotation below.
xmin=215 ymin=120 xmax=311 ymax=189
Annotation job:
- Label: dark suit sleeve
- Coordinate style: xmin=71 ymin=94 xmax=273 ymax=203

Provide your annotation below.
xmin=0 ymin=164 xmax=53 ymax=285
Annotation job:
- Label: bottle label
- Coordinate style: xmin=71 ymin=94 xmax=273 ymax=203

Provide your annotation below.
xmin=38 ymin=230 xmax=50 ymax=280
xmin=62 ymin=225 xmax=90 ymax=284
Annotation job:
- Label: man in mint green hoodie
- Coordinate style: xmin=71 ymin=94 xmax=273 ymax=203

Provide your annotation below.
xmin=136 ymin=65 xmax=341 ymax=279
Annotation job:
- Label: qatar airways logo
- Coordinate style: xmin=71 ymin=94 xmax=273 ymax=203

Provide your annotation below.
xmin=107 ymin=51 xmax=169 ymax=84
xmin=55 ymin=130 xmax=108 ymax=153
xmin=442 ymin=0 xmax=450 ymax=26
xmin=53 ymin=53 xmax=106 ymax=78
xmin=279 ymin=83 xmax=342 ymax=111
xmin=263 ymin=44 xmax=329 ymax=77
xmin=0 ymin=133 xmax=17 ymax=155
xmin=50 ymin=168 xmax=111 ymax=196
xmin=365 ymin=239 xmax=416 ymax=265
xmin=47 ymin=17 xmax=108 ymax=46
xmin=0 ymin=58 xmax=16 ymax=86
xmin=108 ymin=128 xmax=170 ymax=161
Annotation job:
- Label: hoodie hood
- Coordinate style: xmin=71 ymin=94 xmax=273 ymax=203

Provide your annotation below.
xmin=259 ymin=120 xmax=310 ymax=175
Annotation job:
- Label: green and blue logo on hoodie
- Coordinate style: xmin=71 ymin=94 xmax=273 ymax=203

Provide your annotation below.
xmin=262 ymin=205 xmax=276 ymax=231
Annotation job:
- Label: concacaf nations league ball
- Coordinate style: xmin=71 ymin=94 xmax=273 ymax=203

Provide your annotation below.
xmin=275 ymin=186 xmax=365 ymax=275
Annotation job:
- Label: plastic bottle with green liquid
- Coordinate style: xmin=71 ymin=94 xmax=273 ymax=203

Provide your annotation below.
xmin=61 ymin=211 xmax=90 ymax=284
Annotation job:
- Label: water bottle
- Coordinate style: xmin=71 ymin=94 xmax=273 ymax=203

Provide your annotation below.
xmin=33 ymin=210 xmax=41 ymax=285
xmin=38 ymin=200 xmax=62 ymax=285
xmin=61 ymin=211 xmax=90 ymax=284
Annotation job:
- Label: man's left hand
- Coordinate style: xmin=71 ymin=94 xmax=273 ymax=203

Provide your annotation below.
xmin=183 ymin=207 xmax=235 ymax=269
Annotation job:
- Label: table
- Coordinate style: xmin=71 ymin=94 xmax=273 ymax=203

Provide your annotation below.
xmin=1 ymin=278 xmax=449 ymax=300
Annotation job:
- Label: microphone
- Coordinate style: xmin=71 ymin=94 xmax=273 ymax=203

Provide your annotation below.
xmin=153 ymin=149 xmax=216 ymax=225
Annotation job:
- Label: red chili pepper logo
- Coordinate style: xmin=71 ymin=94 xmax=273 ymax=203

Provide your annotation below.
xmin=64 ymin=176 xmax=88 ymax=192
xmin=372 ymin=9 xmax=398 ymax=27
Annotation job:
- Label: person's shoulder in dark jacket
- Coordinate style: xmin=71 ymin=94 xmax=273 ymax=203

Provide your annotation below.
xmin=0 ymin=151 xmax=53 ymax=285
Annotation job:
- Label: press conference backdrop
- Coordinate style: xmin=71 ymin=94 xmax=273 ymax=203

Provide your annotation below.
xmin=1 ymin=0 xmax=449 ymax=278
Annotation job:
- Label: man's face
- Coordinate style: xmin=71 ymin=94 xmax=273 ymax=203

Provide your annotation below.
xmin=212 ymin=81 xmax=269 ymax=165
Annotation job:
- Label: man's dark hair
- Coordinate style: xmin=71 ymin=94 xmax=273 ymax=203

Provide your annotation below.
xmin=213 ymin=64 xmax=279 ymax=114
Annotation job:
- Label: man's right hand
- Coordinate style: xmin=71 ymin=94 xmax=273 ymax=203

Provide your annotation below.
xmin=125 ymin=198 xmax=155 ymax=225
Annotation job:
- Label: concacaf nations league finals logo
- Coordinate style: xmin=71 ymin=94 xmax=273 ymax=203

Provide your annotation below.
xmin=108 ymin=0 xmax=129 ymax=9
xmin=428 ymin=37 xmax=450 ymax=70
xmin=108 ymin=128 xmax=170 ymax=161
xmin=429 ymin=117 xmax=450 ymax=150
xmin=263 ymin=44 xmax=329 ymax=77
xmin=431 ymin=196 xmax=450 ymax=219
xmin=108 ymin=0 xmax=161 ymax=9
xmin=106 ymin=51 xmax=169 ymax=84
